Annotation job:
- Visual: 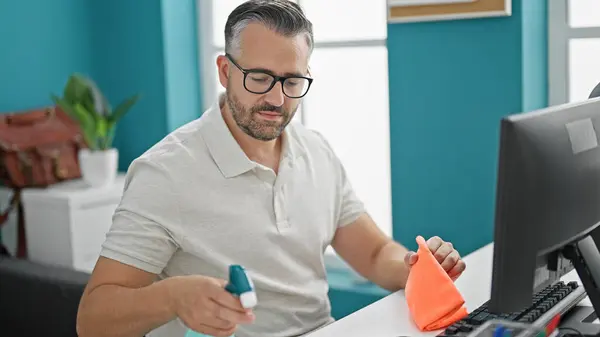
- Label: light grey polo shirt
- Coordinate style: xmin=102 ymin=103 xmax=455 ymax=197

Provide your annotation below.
xmin=99 ymin=96 xmax=366 ymax=337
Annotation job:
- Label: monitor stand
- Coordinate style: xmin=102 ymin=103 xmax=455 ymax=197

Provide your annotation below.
xmin=560 ymin=234 xmax=600 ymax=337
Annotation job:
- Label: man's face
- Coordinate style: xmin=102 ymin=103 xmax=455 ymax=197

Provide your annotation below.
xmin=217 ymin=23 xmax=311 ymax=141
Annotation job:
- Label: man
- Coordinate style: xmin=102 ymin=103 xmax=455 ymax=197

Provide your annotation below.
xmin=76 ymin=1 xmax=466 ymax=337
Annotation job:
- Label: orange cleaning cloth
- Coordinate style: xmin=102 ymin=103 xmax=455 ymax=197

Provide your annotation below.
xmin=405 ymin=235 xmax=468 ymax=331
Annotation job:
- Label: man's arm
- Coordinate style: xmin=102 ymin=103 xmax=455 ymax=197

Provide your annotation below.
xmin=331 ymin=212 xmax=466 ymax=292
xmin=331 ymin=213 xmax=411 ymax=291
xmin=76 ymin=157 xmax=252 ymax=337
xmin=76 ymin=257 xmax=178 ymax=337
xmin=78 ymin=258 xmax=250 ymax=337
xmin=76 ymin=157 xmax=183 ymax=337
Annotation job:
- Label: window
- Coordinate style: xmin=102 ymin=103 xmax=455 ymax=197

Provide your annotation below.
xmin=549 ymin=0 xmax=600 ymax=105
xmin=197 ymin=1 xmax=392 ymax=244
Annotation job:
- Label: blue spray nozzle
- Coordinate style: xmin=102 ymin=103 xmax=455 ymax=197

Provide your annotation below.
xmin=225 ymin=265 xmax=256 ymax=308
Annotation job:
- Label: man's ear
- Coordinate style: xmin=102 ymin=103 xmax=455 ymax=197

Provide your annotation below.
xmin=216 ymin=54 xmax=230 ymax=88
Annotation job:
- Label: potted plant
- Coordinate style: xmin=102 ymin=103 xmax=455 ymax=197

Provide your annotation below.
xmin=51 ymin=73 xmax=140 ymax=187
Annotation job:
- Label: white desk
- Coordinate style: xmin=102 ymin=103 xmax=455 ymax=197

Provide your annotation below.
xmin=307 ymin=243 xmax=590 ymax=337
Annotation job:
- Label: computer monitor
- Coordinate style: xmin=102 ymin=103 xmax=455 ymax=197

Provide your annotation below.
xmin=488 ymin=97 xmax=600 ymax=324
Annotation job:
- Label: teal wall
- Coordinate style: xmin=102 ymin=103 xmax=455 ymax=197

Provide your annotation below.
xmin=89 ymin=0 xmax=201 ymax=171
xmin=522 ymin=0 xmax=549 ymax=112
xmin=161 ymin=0 xmax=203 ymax=133
xmin=0 ymin=0 xmax=93 ymax=112
xmin=389 ymin=0 xmax=548 ymax=257
xmin=89 ymin=0 xmax=169 ymax=170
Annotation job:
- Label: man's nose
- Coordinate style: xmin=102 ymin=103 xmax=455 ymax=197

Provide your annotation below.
xmin=265 ymin=81 xmax=285 ymax=107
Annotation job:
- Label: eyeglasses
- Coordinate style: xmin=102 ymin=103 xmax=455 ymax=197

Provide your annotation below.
xmin=226 ymin=53 xmax=313 ymax=99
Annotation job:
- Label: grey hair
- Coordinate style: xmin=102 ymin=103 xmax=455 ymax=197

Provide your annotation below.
xmin=224 ymin=0 xmax=314 ymax=57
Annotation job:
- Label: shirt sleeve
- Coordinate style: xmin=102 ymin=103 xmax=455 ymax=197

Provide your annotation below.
xmin=99 ymin=156 xmax=182 ymax=274
xmin=310 ymin=130 xmax=366 ymax=228
xmin=336 ymin=162 xmax=366 ymax=228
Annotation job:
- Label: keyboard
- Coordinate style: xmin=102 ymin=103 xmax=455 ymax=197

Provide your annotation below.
xmin=439 ymin=281 xmax=587 ymax=337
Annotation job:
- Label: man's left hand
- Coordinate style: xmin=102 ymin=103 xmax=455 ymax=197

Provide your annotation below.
xmin=404 ymin=236 xmax=466 ymax=281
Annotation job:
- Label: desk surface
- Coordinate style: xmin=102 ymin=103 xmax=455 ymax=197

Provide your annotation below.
xmin=307 ymin=243 xmax=590 ymax=337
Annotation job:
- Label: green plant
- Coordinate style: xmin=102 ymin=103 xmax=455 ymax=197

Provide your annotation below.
xmin=51 ymin=73 xmax=140 ymax=151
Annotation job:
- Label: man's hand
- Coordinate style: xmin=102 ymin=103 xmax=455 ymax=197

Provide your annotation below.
xmin=169 ymin=275 xmax=255 ymax=337
xmin=404 ymin=236 xmax=466 ymax=281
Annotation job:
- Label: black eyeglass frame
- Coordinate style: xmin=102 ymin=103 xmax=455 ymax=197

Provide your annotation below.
xmin=225 ymin=53 xmax=313 ymax=99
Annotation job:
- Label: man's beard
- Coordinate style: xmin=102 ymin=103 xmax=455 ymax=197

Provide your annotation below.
xmin=226 ymin=89 xmax=295 ymax=141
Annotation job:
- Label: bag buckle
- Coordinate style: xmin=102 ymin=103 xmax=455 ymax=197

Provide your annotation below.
xmin=50 ymin=150 xmax=67 ymax=180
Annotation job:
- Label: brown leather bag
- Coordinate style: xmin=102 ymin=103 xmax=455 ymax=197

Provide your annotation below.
xmin=0 ymin=106 xmax=85 ymax=258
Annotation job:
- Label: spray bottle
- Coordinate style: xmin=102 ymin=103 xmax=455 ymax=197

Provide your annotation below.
xmin=184 ymin=265 xmax=257 ymax=337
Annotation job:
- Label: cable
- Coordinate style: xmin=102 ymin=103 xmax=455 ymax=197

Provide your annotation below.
xmin=558 ymin=327 xmax=585 ymax=337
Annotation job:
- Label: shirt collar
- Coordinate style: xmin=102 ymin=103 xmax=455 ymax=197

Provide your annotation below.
xmin=200 ymin=94 xmax=304 ymax=178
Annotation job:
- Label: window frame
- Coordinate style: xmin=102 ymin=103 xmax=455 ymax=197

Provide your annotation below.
xmin=548 ymin=1 xmax=600 ymax=105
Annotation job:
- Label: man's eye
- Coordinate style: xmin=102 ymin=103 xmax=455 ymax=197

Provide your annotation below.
xmin=249 ymin=74 xmax=271 ymax=82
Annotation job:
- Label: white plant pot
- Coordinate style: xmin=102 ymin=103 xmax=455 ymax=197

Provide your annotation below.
xmin=78 ymin=148 xmax=119 ymax=187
